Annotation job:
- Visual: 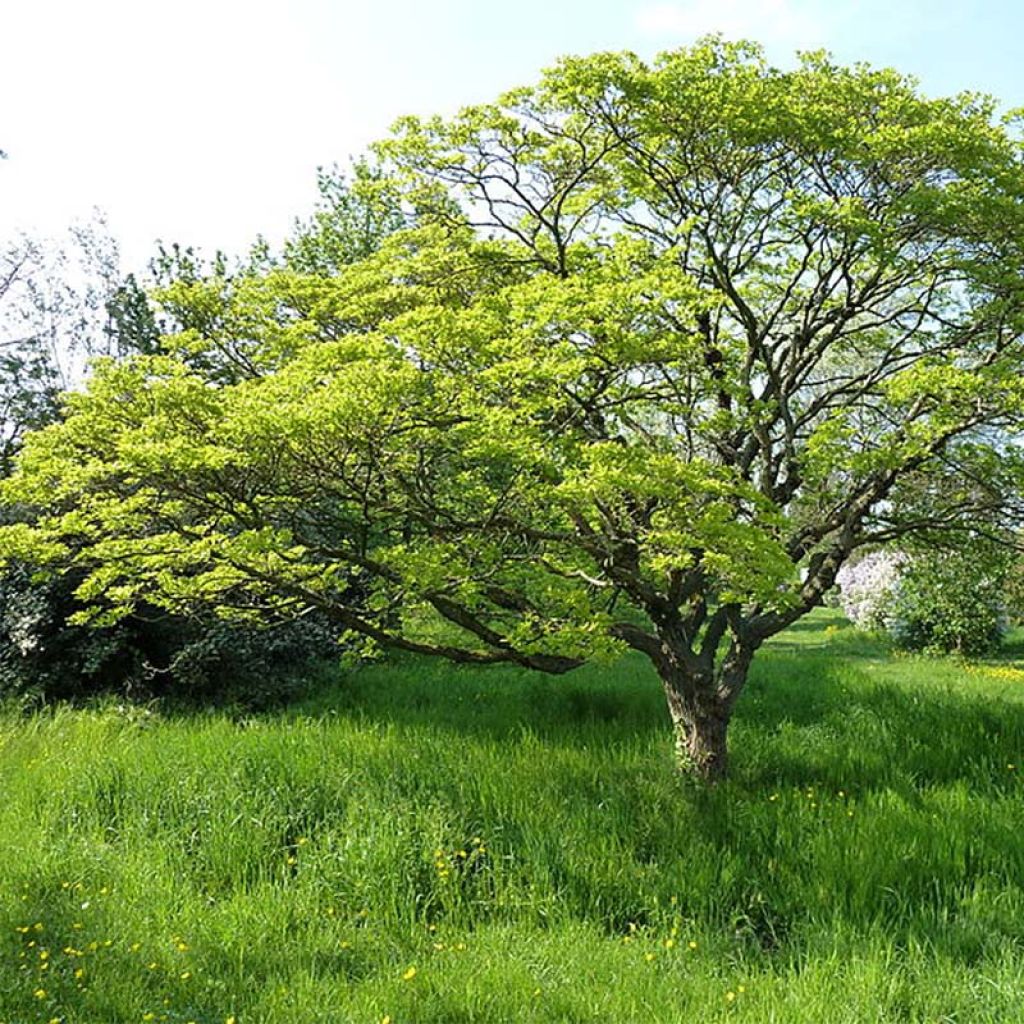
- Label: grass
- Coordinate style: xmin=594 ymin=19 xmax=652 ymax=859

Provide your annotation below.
xmin=2 ymin=609 xmax=1024 ymax=1022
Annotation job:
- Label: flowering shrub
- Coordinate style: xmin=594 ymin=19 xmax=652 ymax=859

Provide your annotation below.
xmin=836 ymin=542 xmax=1010 ymax=656
xmin=835 ymin=551 xmax=905 ymax=631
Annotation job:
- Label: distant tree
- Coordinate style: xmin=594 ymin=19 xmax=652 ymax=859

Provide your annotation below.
xmin=5 ymin=41 xmax=1024 ymax=779
xmin=0 ymin=236 xmax=70 ymax=474
xmin=284 ymin=159 xmax=406 ymax=275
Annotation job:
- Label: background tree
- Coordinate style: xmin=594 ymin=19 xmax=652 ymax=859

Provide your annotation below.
xmin=284 ymin=159 xmax=406 ymax=276
xmin=4 ymin=40 xmax=1024 ymax=779
xmin=0 ymin=235 xmax=70 ymax=474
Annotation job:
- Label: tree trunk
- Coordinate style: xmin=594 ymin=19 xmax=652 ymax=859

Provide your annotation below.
xmin=655 ymin=640 xmax=754 ymax=784
xmin=664 ymin=686 xmax=730 ymax=782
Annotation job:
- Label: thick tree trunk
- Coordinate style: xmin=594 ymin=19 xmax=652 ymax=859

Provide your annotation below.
xmin=654 ymin=639 xmax=754 ymax=784
xmin=663 ymin=686 xmax=730 ymax=782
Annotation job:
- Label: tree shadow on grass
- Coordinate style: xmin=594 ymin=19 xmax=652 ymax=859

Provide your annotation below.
xmin=289 ymin=631 xmax=1024 ymax=802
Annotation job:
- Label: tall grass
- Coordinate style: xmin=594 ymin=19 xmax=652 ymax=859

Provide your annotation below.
xmin=2 ymin=610 xmax=1024 ymax=1022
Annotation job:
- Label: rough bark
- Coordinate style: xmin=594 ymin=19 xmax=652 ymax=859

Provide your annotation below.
xmin=654 ymin=634 xmax=755 ymax=783
xmin=664 ymin=685 xmax=731 ymax=782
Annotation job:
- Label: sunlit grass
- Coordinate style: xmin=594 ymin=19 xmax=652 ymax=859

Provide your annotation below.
xmin=2 ymin=610 xmax=1024 ymax=1021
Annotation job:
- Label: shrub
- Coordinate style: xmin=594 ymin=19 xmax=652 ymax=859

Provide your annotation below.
xmin=0 ymin=562 xmax=340 ymax=706
xmin=835 ymin=551 xmax=905 ymax=631
xmin=837 ymin=542 xmax=1011 ymax=657
xmin=888 ymin=544 xmax=1010 ymax=656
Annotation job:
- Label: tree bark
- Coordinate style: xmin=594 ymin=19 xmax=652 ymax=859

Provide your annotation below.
xmin=663 ymin=685 xmax=730 ymax=782
xmin=654 ymin=636 xmax=754 ymax=784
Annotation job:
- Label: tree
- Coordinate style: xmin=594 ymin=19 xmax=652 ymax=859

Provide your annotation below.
xmin=284 ymin=159 xmax=406 ymax=275
xmin=0 ymin=215 xmax=127 ymax=476
xmin=4 ymin=40 xmax=1024 ymax=780
xmin=0 ymin=237 xmax=64 ymax=475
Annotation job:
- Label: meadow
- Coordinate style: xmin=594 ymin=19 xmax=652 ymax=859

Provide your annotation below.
xmin=2 ymin=610 xmax=1024 ymax=1023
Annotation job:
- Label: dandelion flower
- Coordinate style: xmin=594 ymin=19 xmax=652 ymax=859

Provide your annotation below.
xmin=402 ymin=966 xmax=417 ymax=981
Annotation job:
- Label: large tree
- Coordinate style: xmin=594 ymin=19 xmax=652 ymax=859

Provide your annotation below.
xmin=4 ymin=41 xmax=1024 ymax=779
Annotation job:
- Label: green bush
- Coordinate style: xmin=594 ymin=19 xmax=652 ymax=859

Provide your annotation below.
xmin=0 ymin=562 xmax=340 ymax=706
xmin=888 ymin=542 xmax=1011 ymax=656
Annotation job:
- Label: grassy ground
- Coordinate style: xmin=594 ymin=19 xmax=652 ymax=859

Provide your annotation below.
xmin=2 ymin=610 xmax=1024 ymax=1022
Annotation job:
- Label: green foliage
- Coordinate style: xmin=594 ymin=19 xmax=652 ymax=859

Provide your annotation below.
xmin=0 ymin=558 xmax=340 ymax=706
xmin=285 ymin=159 xmax=406 ymax=275
xmin=0 ymin=237 xmax=65 ymax=476
xmin=0 ymin=228 xmax=346 ymax=712
xmin=103 ymin=272 xmax=163 ymax=357
xmin=3 ymin=617 xmax=1024 ymax=1020
xmin=888 ymin=541 xmax=1012 ymax=656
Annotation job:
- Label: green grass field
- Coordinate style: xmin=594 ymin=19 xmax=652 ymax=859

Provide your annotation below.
xmin=3 ymin=610 xmax=1024 ymax=1023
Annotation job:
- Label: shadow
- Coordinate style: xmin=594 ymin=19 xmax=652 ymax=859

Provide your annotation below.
xmin=278 ymin=624 xmax=1024 ymax=805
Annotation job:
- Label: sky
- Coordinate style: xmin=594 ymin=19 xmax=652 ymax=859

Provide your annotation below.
xmin=2 ymin=0 xmax=1022 ymax=274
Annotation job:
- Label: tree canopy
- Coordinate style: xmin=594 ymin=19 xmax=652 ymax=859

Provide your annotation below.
xmin=4 ymin=40 xmax=1024 ymax=779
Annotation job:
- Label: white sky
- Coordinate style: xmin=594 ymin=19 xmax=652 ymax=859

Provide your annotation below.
xmin=3 ymin=0 xmax=1022 ymax=274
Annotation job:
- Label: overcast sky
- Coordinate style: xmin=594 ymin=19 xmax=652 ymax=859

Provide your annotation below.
xmin=2 ymin=0 xmax=1021 ymax=273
